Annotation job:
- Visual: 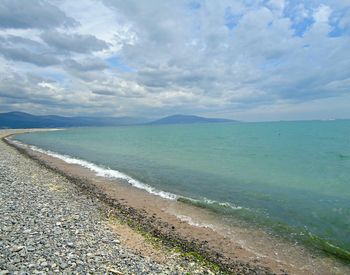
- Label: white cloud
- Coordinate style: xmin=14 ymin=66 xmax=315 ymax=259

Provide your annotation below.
xmin=0 ymin=0 xmax=349 ymax=120
xmin=313 ymin=4 xmax=332 ymax=23
xmin=267 ymin=0 xmax=286 ymax=16
xmin=58 ymin=0 xmax=136 ymax=57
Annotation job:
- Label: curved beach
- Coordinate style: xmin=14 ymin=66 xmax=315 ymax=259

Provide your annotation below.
xmin=0 ymin=129 xmax=217 ymax=274
xmin=1 ymin=129 xmax=349 ymax=274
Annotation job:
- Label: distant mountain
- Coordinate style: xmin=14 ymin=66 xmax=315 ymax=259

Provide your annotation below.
xmin=149 ymin=114 xmax=236 ymax=125
xmin=0 ymin=112 xmax=148 ymax=129
xmin=0 ymin=112 xmax=236 ymax=129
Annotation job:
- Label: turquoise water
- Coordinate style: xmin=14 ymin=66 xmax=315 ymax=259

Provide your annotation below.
xmin=15 ymin=121 xmax=350 ymax=259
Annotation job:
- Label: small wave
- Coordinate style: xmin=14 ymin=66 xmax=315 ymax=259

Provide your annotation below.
xmin=177 ymin=196 xmax=246 ymax=214
xmin=203 ymin=198 xmax=244 ymax=210
xmin=178 ymin=194 xmax=350 ymax=261
xmin=306 ymin=232 xmax=350 ymax=261
xmin=175 ymin=214 xmax=216 ymax=229
xmin=338 ymin=153 xmax=350 ymax=159
xmin=11 ymin=139 xmax=177 ymax=201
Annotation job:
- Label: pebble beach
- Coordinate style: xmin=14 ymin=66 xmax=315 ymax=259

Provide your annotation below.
xmin=1 ymin=129 xmax=349 ymax=275
xmin=0 ymin=130 xmax=215 ymax=274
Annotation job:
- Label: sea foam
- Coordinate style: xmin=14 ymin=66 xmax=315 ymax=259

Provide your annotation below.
xmin=175 ymin=214 xmax=216 ymax=229
xmin=10 ymin=139 xmax=177 ymax=201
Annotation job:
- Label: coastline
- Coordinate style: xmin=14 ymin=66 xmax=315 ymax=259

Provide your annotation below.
xmin=2 ymin=129 xmax=350 ymax=274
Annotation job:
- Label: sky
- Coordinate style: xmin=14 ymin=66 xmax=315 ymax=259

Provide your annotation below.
xmin=0 ymin=0 xmax=349 ymax=121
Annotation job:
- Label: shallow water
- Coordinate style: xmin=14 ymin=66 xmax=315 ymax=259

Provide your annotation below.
xmin=15 ymin=120 xmax=350 ymax=259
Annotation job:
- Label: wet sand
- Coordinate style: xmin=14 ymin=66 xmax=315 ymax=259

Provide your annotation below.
xmin=4 ymin=130 xmax=350 ymax=274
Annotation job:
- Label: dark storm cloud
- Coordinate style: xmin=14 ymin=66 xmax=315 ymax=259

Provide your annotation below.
xmin=0 ymin=0 xmax=77 ymax=29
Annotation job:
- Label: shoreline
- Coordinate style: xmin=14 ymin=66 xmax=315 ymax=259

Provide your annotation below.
xmin=1 ymin=129 xmax=216 ymax=274
xmin=3 ymin=129 xmax=350 ymax=274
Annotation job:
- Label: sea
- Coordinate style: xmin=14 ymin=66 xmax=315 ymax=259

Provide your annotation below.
xmin=14 ymin=120 xmax=350 ymax=260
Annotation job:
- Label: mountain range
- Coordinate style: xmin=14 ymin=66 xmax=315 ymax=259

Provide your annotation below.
xmin=0 ymin=112 xmax=235 ymax=129
xmin=149 ymin=114 xmax=234 ymax=125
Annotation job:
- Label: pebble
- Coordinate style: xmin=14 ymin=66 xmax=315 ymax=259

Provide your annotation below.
xmin=10 ymin=246 xmax=25 ymax=253
xmin=0 ymin=131 xmax=212 ymax=274
xmin=40 ymin=262 xmax=48 ymax=267
xmin=27 ymin=247 xmax=35 ymax=252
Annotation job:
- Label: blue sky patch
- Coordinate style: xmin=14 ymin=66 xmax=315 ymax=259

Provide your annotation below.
xmin=224 ymin=7 xmax=241 ymax=30
xmin=106 ymin=56 xmax=135 ymax=72
xmin=292 ymin=17 xmax=314 ymax=37
xmin=187 ymin=1 xmax=201 ymax=11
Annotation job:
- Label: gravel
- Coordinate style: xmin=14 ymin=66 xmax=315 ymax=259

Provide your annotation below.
xmin=0 ymin=132 xmax=213 ymax=274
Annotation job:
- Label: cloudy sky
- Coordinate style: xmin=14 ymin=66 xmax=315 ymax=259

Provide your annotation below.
xmin=0 ymin=0 xmax=349 ymax=121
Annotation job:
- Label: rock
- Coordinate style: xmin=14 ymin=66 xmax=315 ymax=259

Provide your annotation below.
xmin=10 ymin=245 xmax=24 ymax=252
xmin=0 ymin=133 xmax=232 ymax=275
xmin=107 ymin=268 xmax=123 ymax=274
xmin=19 ymin=250 xmax=27 ymax=257
xmin=27 ymin=247 xmax=35 ymax=252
